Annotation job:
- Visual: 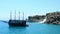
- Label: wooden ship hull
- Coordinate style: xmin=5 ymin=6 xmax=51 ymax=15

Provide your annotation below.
xmin=8 ymin=20 xmax=27 ymax=26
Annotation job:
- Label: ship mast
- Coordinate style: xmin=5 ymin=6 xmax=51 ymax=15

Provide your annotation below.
xmin=23 ymin=12 xmax=24 ymax=20
xmin=19 ymin=11 xmax=20 ymax=20
xmin=14 ymin=10 xmax=16 ymax=20
xmin=10 ymin=11 xmax=12 ymax=20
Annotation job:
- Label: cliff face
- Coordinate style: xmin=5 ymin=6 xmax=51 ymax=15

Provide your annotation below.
xmin=45 ymin=12 xmax=60 ymax=24
xmin=28 ymin=15 xmax=45 ymax=22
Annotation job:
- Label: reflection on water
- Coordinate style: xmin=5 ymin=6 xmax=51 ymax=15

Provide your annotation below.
xmin=8 ymin=26 xmax=26 ymax=34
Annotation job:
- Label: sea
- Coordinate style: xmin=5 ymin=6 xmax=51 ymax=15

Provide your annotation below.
xmin=0 ymin=22 xmax=60 ymax=34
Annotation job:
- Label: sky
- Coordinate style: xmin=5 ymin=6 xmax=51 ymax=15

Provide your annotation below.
xmin=0 ymin=0 xmax=60 ymax=20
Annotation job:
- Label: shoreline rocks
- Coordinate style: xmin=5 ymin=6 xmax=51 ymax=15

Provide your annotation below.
xmin=44 ymin=12 xmax=60 ymax=24
xmin=27 ymin=11 xmax=60 ymax=24
xmin=27 ymin=15 xmax=46 ymax=22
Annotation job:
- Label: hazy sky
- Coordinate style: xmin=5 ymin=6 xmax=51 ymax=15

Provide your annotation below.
xmin=0 ymin=0 xmax=60 ymax=20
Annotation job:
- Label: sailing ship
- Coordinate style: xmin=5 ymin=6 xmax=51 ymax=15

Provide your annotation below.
xmin=8 ymin=11 xmax=27 ymax=26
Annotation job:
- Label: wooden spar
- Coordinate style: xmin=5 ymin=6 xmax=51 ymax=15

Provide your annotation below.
xmin=10 ymin=11 xmax=12 ymax=20
xmin=14 ymin=10 xmax=16 ymax=20
xmin=23 ymin=12 xmax=24 ymax=20
xmin=19 ymin=11 xmax=20 ymax=20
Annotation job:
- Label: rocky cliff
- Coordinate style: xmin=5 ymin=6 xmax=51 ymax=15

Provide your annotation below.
xmin=44 ymin=12 xmax=60 ymax=24
xmin=28 ymin=15 xmax=45 ymax=22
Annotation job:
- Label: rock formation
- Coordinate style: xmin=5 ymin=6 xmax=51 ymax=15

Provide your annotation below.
xmin=44 ymin=12 xmax=60 ymax=24
xmin=28 ymin=15 xmax=45 ymax=22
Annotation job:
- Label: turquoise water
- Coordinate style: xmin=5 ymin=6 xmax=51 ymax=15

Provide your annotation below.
xmin=0 ymin=22 xmax=60 ymax=34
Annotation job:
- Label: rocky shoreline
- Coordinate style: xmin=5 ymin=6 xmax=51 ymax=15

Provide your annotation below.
xmin=44 ymin=12 xmax=60 ymax=24
xmin=27 ymin=11 xmax=60 ymax=24
xmin=27 ymin=15 xmax=45 ymax=22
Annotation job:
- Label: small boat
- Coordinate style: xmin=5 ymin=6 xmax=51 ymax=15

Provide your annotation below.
xmin=8 ymin=11 xmax=27 ymax=26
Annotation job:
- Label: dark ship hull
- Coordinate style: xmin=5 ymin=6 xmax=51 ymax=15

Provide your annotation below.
xmin=8 ymin=20 xmax=27 ymax=26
